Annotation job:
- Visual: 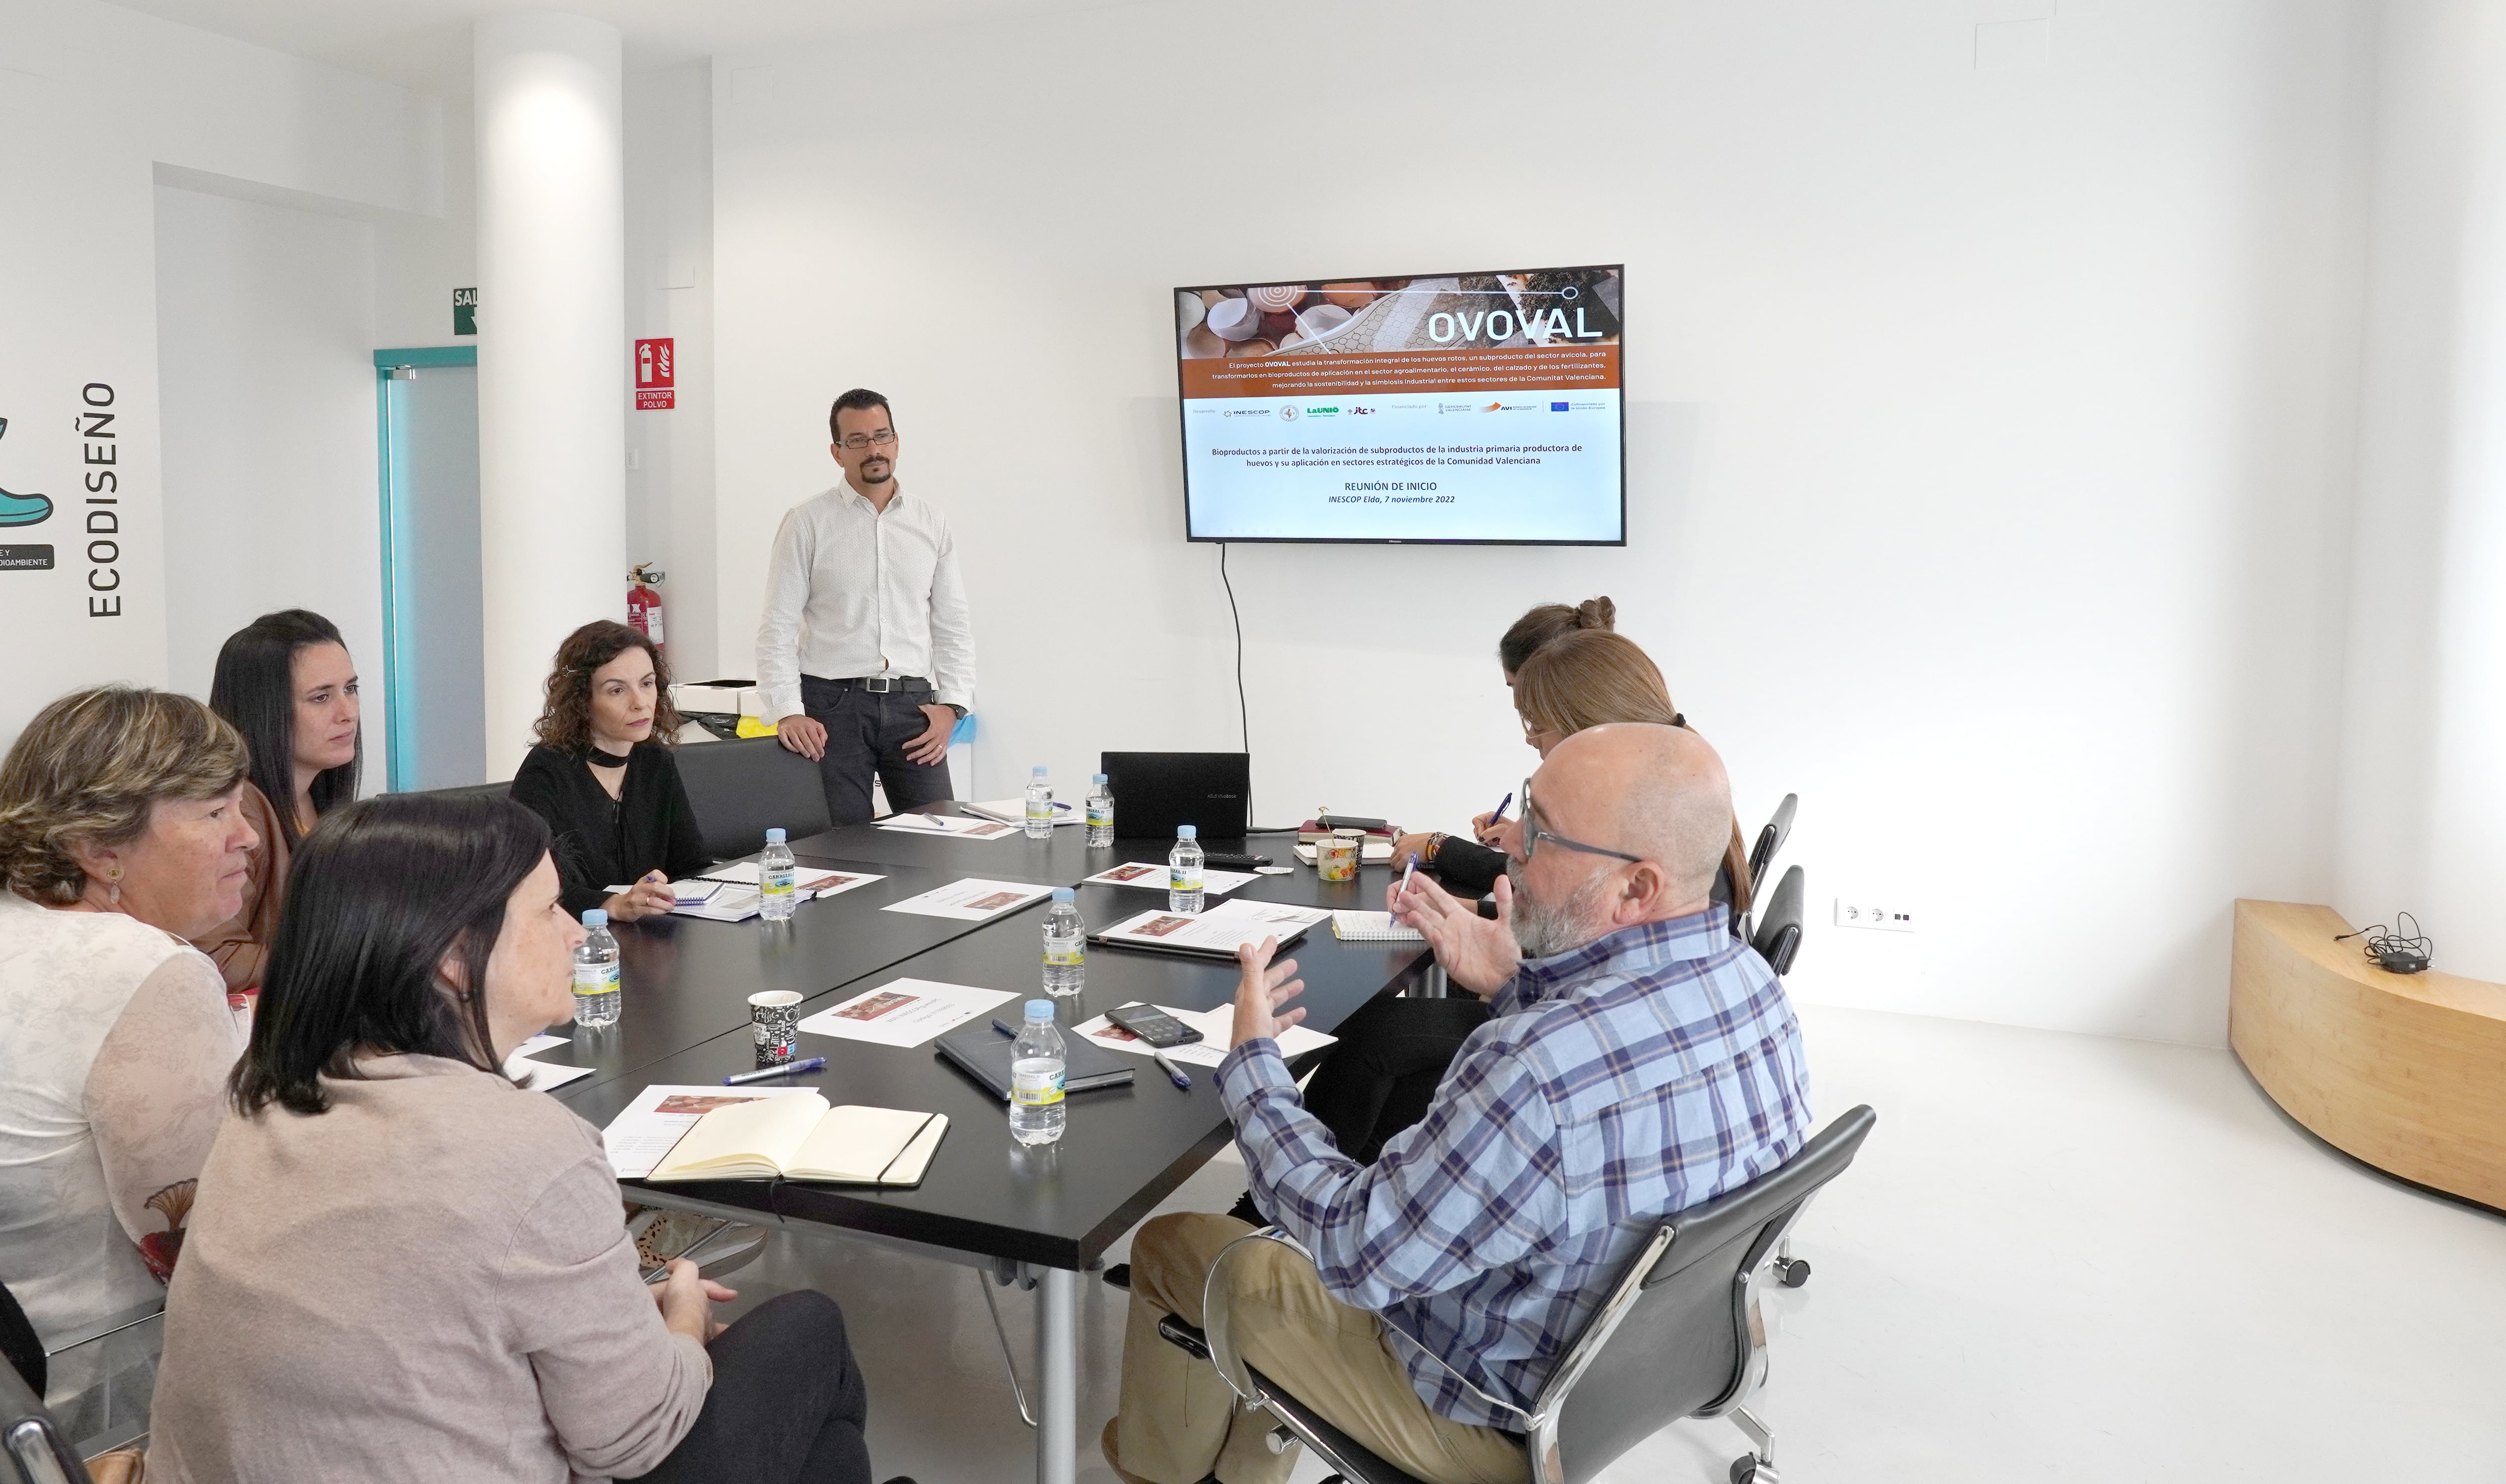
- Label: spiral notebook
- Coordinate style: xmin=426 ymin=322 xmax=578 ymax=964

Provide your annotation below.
xmin=1331 ymin=911 xmax=1426 ymax=943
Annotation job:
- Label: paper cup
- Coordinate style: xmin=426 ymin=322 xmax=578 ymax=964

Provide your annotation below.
xmin=750 ymin=990 xmax=802 ymax=1051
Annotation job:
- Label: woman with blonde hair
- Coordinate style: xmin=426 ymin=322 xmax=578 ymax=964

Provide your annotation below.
xmin=0 ymin=687 xmax=256 ymax=1348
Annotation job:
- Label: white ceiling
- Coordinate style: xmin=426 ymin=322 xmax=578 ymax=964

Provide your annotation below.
xmin=106 ymin=0 xmax=1151 ymax=94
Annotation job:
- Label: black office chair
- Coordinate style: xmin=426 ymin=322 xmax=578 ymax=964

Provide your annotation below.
xmin=1738 ymin=794 xmax=1796 ymax=944
xmin=400 ymin=780 xmax=511 ymax=808
xmin=1164 ymin=1106 xmax=1878 ymax=1484
xmin=1 ymin=1343 xmax=84 ymax=1484
xmin=0 ymin=1284 xmax=42 ymax=1401
xmin=1748 ymin=866 xmax=1804 ymax=978
xmin=672 ymin=736 xmax=832 ymax=862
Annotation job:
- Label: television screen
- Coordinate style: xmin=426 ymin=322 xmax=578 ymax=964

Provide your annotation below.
xmin=1175 ymin=264 xmax=1623 ymax=545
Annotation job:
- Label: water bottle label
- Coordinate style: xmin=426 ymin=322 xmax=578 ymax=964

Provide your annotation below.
xmin=1011 ymin=1069 xmax=1065 ymax=1106
xmin=1028 ymin=794 xmax=1053 ymax=821
xmin=1045 ymin=942 xmax=1084 ymax=967
xmin=1171 ymin=866 xmax=1203 ymax=892
xmin=1087 ymin=802 xmax=1112 ymax=829
xmin=572 ymin=961 xmax=619 ymax=997
xmin=763 ymin=872 xmax=795 ymax=896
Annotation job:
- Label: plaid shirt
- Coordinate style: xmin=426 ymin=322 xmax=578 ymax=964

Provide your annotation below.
xmin=1217 ymin=909 xmax=1812 ymax=1431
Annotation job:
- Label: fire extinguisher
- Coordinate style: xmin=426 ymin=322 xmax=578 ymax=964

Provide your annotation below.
xmin=626 ymin=563 xmax=667 ymax=650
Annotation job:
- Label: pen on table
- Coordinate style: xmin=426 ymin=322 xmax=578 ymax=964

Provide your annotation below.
xmin=722 ymin=1056 xmax=825 ymax=1086
xmin=1151 ymin=1049 xmax=1192 ymax=1091
xmin=991 ymin=1017 xmax=1019 ymax=1038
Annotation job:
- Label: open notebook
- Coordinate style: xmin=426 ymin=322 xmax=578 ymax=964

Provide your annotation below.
xmin=646 ymin=1092 xmax=948 ymax=1186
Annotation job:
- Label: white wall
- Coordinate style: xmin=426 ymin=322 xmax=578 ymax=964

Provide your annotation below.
xmin=709 ymin=0 xmax=2374 ymax=1045
xmin=0 ymin=0 xmax=442 ymax=743
xmin=152 ymin=184 xmax=389 ymax=781
xmin=2333 ymin=0 xmax=2506 ymax=982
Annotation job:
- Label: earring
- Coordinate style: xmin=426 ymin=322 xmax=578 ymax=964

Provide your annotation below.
xmin=107 ymin=866 xmax=121 ymax=908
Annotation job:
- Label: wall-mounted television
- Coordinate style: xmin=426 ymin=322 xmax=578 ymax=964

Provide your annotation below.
xmin=1175 ymin=264 xmax=1623 ymax=545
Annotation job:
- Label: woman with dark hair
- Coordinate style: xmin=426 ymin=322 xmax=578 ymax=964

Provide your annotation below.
xmin=149 ymin=794 xmax=892 ymax=1484
xmin=1387 ymin=594 xmax=1615 ymax=895
xmin=196 ymin=608 xmax=362 ymax=992
xmin=510 ymin=619 xmax=709 ymax=922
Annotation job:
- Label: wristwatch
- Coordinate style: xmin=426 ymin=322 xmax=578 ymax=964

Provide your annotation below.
xmin=945 ymin=703 xmax=967 ymax=719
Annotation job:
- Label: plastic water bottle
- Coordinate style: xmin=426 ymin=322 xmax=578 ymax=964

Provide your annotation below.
xmin=1024 ymin=765 xmax=1054 ymax=839
xmin=1043 ymin=887 xmax=1086 ymax=1001
xmin=760 ymin=827 xmax=796 ymax=922
xmin=1169 ymin=824 xmax=1205 ymax=914
xmin=1086 ymin=773 xmax=1115 ymax=848
xmin=572 ymin=910 xmax=620 ymax=1026
xmin=1009 ymin=999 xmax=1067 ymax=1147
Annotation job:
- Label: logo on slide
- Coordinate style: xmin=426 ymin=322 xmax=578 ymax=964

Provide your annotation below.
xmin=0 ymin=419 xmax=56 ymax=529
xmin=1278 ymin=404 xmax=1300 ymax=421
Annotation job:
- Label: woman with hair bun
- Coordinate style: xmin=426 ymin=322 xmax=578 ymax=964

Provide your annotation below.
xmin=509 ymin=619 xmax=710 ymax=922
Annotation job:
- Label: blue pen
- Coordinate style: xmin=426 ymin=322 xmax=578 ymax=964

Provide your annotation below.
xmin=723 ymin=1055 xmax=825 ymax=1086
xmin=1151 ymin=1049 xmax=1192 ymax=1090
xmin=1488 ymin=790 xmax=1514 ymax=826
xmin=991 ymin=1017 xmax=1020 ymax=1038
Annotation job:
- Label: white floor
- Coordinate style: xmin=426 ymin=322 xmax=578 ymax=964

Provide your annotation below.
xmin=714 ymin=1004 xmax=2506 ymax=1482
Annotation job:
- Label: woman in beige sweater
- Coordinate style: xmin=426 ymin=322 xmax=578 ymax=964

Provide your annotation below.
xmin=150 ymin=794 xmax=898 ymax=1484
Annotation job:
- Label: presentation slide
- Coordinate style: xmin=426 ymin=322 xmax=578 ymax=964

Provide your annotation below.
xmin=1176 ymin=266 xmax=1623 ymax=544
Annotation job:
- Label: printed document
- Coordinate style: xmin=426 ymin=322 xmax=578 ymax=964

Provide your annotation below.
xmin=877 ymin=812 xmax=1021 ymax=840
xmin=1073 ymin=1002 xmax=1336 ymax=1070
xmin=881 ymin=878 xmax=1054 ymax=921
xmin=797 ymin=978 xmax=1018 ymax=1048
xmin=1079 ymin=860 xmax=1259 ymax=897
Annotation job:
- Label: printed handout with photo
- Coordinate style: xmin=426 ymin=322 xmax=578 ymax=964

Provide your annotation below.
xmin=655 ymin=1093 xmax=772 ymax=1117
xmin=966 ymin=891 xmax=1026 ymax=911
xmin=833 ymin=991 xmax=916 ymax=1022
xmin=1102 ymin=863 xmax=1159 ymax=882
xmin=1133 ymin=915 xmax=1192 ymax=938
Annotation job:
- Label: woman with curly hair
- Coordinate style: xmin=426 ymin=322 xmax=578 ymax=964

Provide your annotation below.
xmin=0 ymin=686 xmax=256 ymax=1349
xmin=508 ymin=620 xmax=709 ymax=922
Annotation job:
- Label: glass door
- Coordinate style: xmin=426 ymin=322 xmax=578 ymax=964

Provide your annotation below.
xmin=373 ymin=348 xmax=485 ymax=791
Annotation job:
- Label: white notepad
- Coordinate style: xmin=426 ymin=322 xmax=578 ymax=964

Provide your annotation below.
xmin=1331 ymin=911 xmax=1427 ymax=943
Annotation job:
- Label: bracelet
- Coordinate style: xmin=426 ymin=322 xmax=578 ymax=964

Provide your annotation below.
xmin=1425 ymin=832 xmax=1446 ymax=866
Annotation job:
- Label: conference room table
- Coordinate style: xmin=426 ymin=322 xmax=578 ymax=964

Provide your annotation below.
xmin=535 ymin=807 xmax=1429 ymax=1484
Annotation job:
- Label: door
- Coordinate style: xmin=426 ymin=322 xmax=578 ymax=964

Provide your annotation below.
xmin=375 ymin=348 xmax=485 ymax=791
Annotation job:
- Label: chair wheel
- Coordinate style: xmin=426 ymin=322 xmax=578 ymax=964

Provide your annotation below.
xmin=1777 ymin=1257 xmax=1811 ymax=1288
xmin=1730 ymin=1460 xmax=1779 ymax=1484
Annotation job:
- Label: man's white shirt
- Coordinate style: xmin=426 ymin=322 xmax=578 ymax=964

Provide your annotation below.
xmin=754 ymin=482 xmax=976 ymax=723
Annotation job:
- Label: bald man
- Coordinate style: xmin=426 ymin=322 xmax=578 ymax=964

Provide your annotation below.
xmin=1103 ymin=725 xmax=1812 ymax=1484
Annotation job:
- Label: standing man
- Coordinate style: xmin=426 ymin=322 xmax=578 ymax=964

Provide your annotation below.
xmin=758 ymin=388 xmax=975 ymax=824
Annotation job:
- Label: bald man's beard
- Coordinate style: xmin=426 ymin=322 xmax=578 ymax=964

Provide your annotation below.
xmin=1508 ymin=858 xmax=1612 ymax=960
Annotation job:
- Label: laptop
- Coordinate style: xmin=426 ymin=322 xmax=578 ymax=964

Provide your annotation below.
xmin=1099 ymin=751 xmax=1249 ymax=841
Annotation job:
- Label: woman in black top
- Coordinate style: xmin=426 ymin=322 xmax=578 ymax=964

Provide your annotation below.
xmin=509 ymin=620 xmax=710 ymax=922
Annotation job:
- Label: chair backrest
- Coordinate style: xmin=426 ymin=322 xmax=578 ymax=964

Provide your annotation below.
xmin=1745 ymin=793 xmax=1797 ymax=893
xmin=672 ymin=737 xmax=832 ymax=861
xmin=400 ymin=780 xmax=511 ymax=809
xmin=1532 ymin=1105 xmax=1878 ymax=1484
xmin=0 ymin=1283 xmax=40 ymax=1403
xmin=0 ymin=1336 xmax=81 ymax=1484
xmin=1749 ymin=864 xmax=1804 ymax=976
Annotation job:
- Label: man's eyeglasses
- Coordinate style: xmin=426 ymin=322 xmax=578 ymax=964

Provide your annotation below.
xmin=837 ymin=429 xmax=897 ymax=451
xmin=1517 ymin=779 xmax=1645 ymax=865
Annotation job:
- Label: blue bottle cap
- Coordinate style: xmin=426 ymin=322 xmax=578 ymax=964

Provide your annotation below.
xmin=1092 ymin=773 xmax=1109 ymax=784
xmin=765 ymin=827 xmax=786 ymax=843
xmin=1177 ymin=824 xmax=1197 ymax=839
xmin=1031 ymin=764 xmax=1048 ymax=775
xmin=582 ymin=909 xmax=607 ymax=927
xmin=1025 ymin=999 xmax=1054 ymax=1021
xmin=1052 ymin=887 xmax=1074 ymax=903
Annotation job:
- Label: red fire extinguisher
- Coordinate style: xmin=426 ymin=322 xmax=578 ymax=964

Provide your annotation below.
xmin=626 ymin=564 xmax=667 ymax=651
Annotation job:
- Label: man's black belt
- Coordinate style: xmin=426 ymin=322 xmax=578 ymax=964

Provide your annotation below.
xmin=808 ymin=675 xmax=932 ymax=694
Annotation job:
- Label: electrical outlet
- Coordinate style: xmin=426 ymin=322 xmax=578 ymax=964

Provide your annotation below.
xmin=1833 ymin=899 xmax=1916 ymax=933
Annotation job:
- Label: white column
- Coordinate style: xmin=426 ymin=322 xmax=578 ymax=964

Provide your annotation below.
xmin=474 ymin=11 xmax=626 ymax=775
xmin=2335 ymin=0 xmax=2506 ymax=979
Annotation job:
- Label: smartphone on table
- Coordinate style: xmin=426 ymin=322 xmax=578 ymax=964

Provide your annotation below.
xmin=1106 ymin=1003 xmax=1204 ymax=1048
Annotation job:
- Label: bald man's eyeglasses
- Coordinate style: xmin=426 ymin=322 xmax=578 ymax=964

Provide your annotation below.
xmin=1518 ymin=780 xmax=1646 ymax=865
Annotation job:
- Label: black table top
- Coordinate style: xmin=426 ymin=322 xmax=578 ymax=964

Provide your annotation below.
xmin=788 ymin=800 xmax=1299 ymax=886
xmin=554 ymin=888 xmax=1428 ymax=1270
xmin=531 ymin=861 xmax=1055 ymax=1096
